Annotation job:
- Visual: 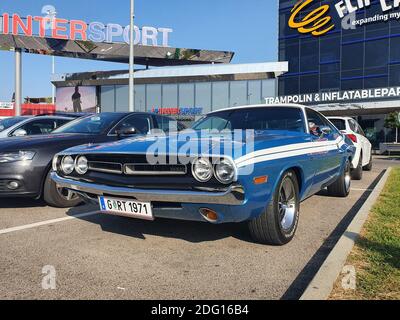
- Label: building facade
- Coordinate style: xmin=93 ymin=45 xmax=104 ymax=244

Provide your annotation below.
xmin=278 ymin=0 xmax=400 ymax=148
xmin=53 ymin=62 xmax=287 ymax=123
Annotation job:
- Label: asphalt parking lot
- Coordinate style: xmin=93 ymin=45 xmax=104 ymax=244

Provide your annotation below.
xmin=0 ymin=156 xmax=398 ymax=300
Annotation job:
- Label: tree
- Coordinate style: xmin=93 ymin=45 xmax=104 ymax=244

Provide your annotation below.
xmin=384 ymin=112 xmax=400 ymax=143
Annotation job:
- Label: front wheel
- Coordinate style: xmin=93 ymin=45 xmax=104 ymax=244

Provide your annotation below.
xmin=327 ymin=160 xmax=351 ymax=197
xmin=43 ymin=171 xmax=82 ymax=208
xmin=248 ymin=170 xmax=300 ymax=245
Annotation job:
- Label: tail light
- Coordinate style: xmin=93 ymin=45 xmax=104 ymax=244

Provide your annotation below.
xmin=347 ymin=134 xmax=358 ymax=143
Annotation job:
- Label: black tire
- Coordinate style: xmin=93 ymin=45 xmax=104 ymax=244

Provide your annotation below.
xmin=43 ymin=170 xmax=81 ymax=208
xmin=351 ymin=154 xmax=363 ymax=180
xmin=363 ymin=153 xmax=373 ymax=171
xmin=327 ymin=160 xmax=351 ymax=197
xmin=248 ymin=170 xmax=300 ymax=245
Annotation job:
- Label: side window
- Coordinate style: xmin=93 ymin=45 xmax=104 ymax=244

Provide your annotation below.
xmin=306 ymin=109 xmax=337 ymax=137
xmin=357 ymin=124 xmax=366 ymax=137
xmin=113 ymin=115 xmax=152 ymax=135
xmin=16 ymin=119 xmax=56 ymax=135
xmin=55 ymin=119 xmax=71 ymax=129
xmin=348 ymin=119 xmax=358 ymax=133
xmin=306 ymin=109 xmax=325 ymax=130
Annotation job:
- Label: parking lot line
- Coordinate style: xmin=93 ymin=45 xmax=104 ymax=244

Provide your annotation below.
xmin=0 ymin=212 xmax=98 ymax=236
xmin=351 ymin=188 xmax=374 ymax=192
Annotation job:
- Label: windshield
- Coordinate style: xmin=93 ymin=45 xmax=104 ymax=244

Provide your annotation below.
xmin=0 ymin=117 xmax=27 ymax=132
xmin=192 ymin=107 xmax=305 ymax=132
xmin=52 ymin=113 xmax=124 ymax=135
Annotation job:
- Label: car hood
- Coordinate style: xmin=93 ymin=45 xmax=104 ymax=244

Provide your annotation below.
xmin=0 ymin=133 xmax=99 ymax=151
xmin=60 ymin=130 xmax=312 ymax=161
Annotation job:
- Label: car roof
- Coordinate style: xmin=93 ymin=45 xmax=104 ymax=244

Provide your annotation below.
xmin=327 ymin=116 xmax=353 ymax=121
xmin=207 ymin=103 xmax=307 ymax=115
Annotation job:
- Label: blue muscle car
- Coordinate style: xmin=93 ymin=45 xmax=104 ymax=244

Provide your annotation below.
xmin=51 ymin=104 xmax=355 ymax=245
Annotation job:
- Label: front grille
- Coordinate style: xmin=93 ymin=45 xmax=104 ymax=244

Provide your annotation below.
xmin=88 ymin=161 xmax=123 ymax=174
xmin=85 ymin=154 xmax=189 ymax=176
xmin=124 ymin=164 xmax=187 ymax=176
xmin=0 ymin=180 xmax=8 ymax=192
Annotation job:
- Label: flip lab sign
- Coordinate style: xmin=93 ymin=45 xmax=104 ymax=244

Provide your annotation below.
xmin=0 ymin=12 xmax=173 ymax=47
xmin=289 ymin=0 xmax=400 ymax=37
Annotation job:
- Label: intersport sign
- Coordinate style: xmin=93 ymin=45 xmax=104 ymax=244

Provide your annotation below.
xmin=0 ymin=11 xmax=173 ymax=47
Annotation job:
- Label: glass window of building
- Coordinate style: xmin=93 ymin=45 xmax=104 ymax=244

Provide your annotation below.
xmin=146 ymin=84 xmax=162 ymax=111
xmin=320 ymin=35 xmax=340 ymax=64
xmin=365 ymin=38 xmax=389 ymax=69
xmin=300 ymin=38 xmax=319 ymax=72
xmin=115 ymin=85 xmax=128 ymax=112
xmin=100 ymin=86 xmax=115 ymax=112
xmin=230 ymin=81 xmax=248 ymax=107
xmin=342 ymin=42 xmax=364 ymax=71
xmin=134 ymin=85 xmax=146 ymax=112
xmin=320 ymin=72 xmax=340 ymax=91
xmin=248 ymin=80 xmax=262 ymax=105
xmin=300 ymin=75 xmax=318 ymax=94
xmin=262 ymin=79 xmax=276 ymax=99
xmin=162 ymin=84 xmax=178 ymax=108
xmin=279 ymin=38 xmax=300 ymax=74
xmin=212 ymin=81 xmax=229 ymax=109
xmin=278 ymin=76 xmax=299 ymax=96
xmin=390 ymin=37 xmax=400 ymax=63
xmin=179 ymin=83 xmax=195 ymax=107
xmin=389 ymin=65 xmax=400 ymax=86
xmin=195 ymin=82 xmax=212 ymax=113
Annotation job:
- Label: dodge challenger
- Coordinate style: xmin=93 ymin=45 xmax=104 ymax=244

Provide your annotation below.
xmin=51 ymin=104 xmax=355 ymax=245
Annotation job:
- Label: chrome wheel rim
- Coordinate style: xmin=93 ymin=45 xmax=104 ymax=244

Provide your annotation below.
xmin=56 ymin=185 xmax=78 ymax=201
xmin=278 ymin=178 xmax=297 ymax=231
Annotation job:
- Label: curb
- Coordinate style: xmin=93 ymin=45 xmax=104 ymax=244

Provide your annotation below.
xmin=300 ymin=167 xmax=393 ymax=300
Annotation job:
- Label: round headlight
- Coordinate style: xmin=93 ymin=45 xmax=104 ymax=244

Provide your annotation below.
xmin=61 ymin=156 xmax=75 ymax=175
xmin=215 ymin=158 xmax=236 ymax=184
xmin=192 ymin=157 xmax=213 ymax=182
xmin=75 ymin=156 xmax=88 ymax=175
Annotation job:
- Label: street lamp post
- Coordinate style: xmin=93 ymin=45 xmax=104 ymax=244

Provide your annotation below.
xmin=15 ymin=48 xmax=22 ymax=116
xmin=128 ymin=0 xmax=135 ymax=112
xmin=52 ymin=56 xmax=55 ymax=104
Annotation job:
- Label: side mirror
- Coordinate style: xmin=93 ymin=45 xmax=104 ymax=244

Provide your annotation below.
xmin=13 ymin=129 xmax=28 ymax=137
xmin=117 ymin=127 xmax=137 ymax=139
xmin=320 ymin=126 xmax=332 ymax=135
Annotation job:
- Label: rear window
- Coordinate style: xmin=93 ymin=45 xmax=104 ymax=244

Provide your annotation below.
xmin=329 ymin=119 xmax=346 ymax=131
xmin=0 ymin=117 xmax=26 ymax=132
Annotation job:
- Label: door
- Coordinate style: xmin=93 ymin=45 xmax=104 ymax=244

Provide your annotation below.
xmin=306 ymin=109 xmax=342 ymax=191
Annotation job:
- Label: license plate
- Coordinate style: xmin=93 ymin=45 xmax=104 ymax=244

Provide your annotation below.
xmin=98 ymin=196 xmax=153 ymax=220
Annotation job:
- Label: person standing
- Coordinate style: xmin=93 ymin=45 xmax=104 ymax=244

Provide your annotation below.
xmin=72 ymin=86 xmax=82 ymax=113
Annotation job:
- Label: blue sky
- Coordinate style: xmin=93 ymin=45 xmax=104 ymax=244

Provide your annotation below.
xmin=0 ymin=0 xmax=278 ymax=101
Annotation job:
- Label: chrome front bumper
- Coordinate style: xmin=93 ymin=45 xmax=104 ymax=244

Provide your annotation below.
xmin=51 ymin=172 xmax=245 ymax=205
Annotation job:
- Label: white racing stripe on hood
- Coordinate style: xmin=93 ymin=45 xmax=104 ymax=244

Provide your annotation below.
xmin=235 ymin=137 xmax=343 ymax=168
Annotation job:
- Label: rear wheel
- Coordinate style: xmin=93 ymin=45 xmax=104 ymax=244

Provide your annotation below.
xmin=43 ymin=170 xmax=81 ymax=208
xmin=363 ymin=153 xmax=373 ymax=171
xmin=327 ymin=160 xmax=351 ymax=197
xmin=248 ymin=170 xmax=300 ymax=245
xmin=351 ymin=154 xmax=363 ymax=180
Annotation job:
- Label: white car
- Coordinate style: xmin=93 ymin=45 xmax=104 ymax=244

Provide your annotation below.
xmin=328 ymin=117 xmax=372 ymax=180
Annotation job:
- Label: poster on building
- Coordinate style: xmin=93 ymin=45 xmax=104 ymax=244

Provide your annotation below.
xmin=56 ymin=86 xmax=97 ymax=113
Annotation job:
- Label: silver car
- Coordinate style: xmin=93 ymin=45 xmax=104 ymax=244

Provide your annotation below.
xmin=0 ymin=115 xmax=73 ymax=138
